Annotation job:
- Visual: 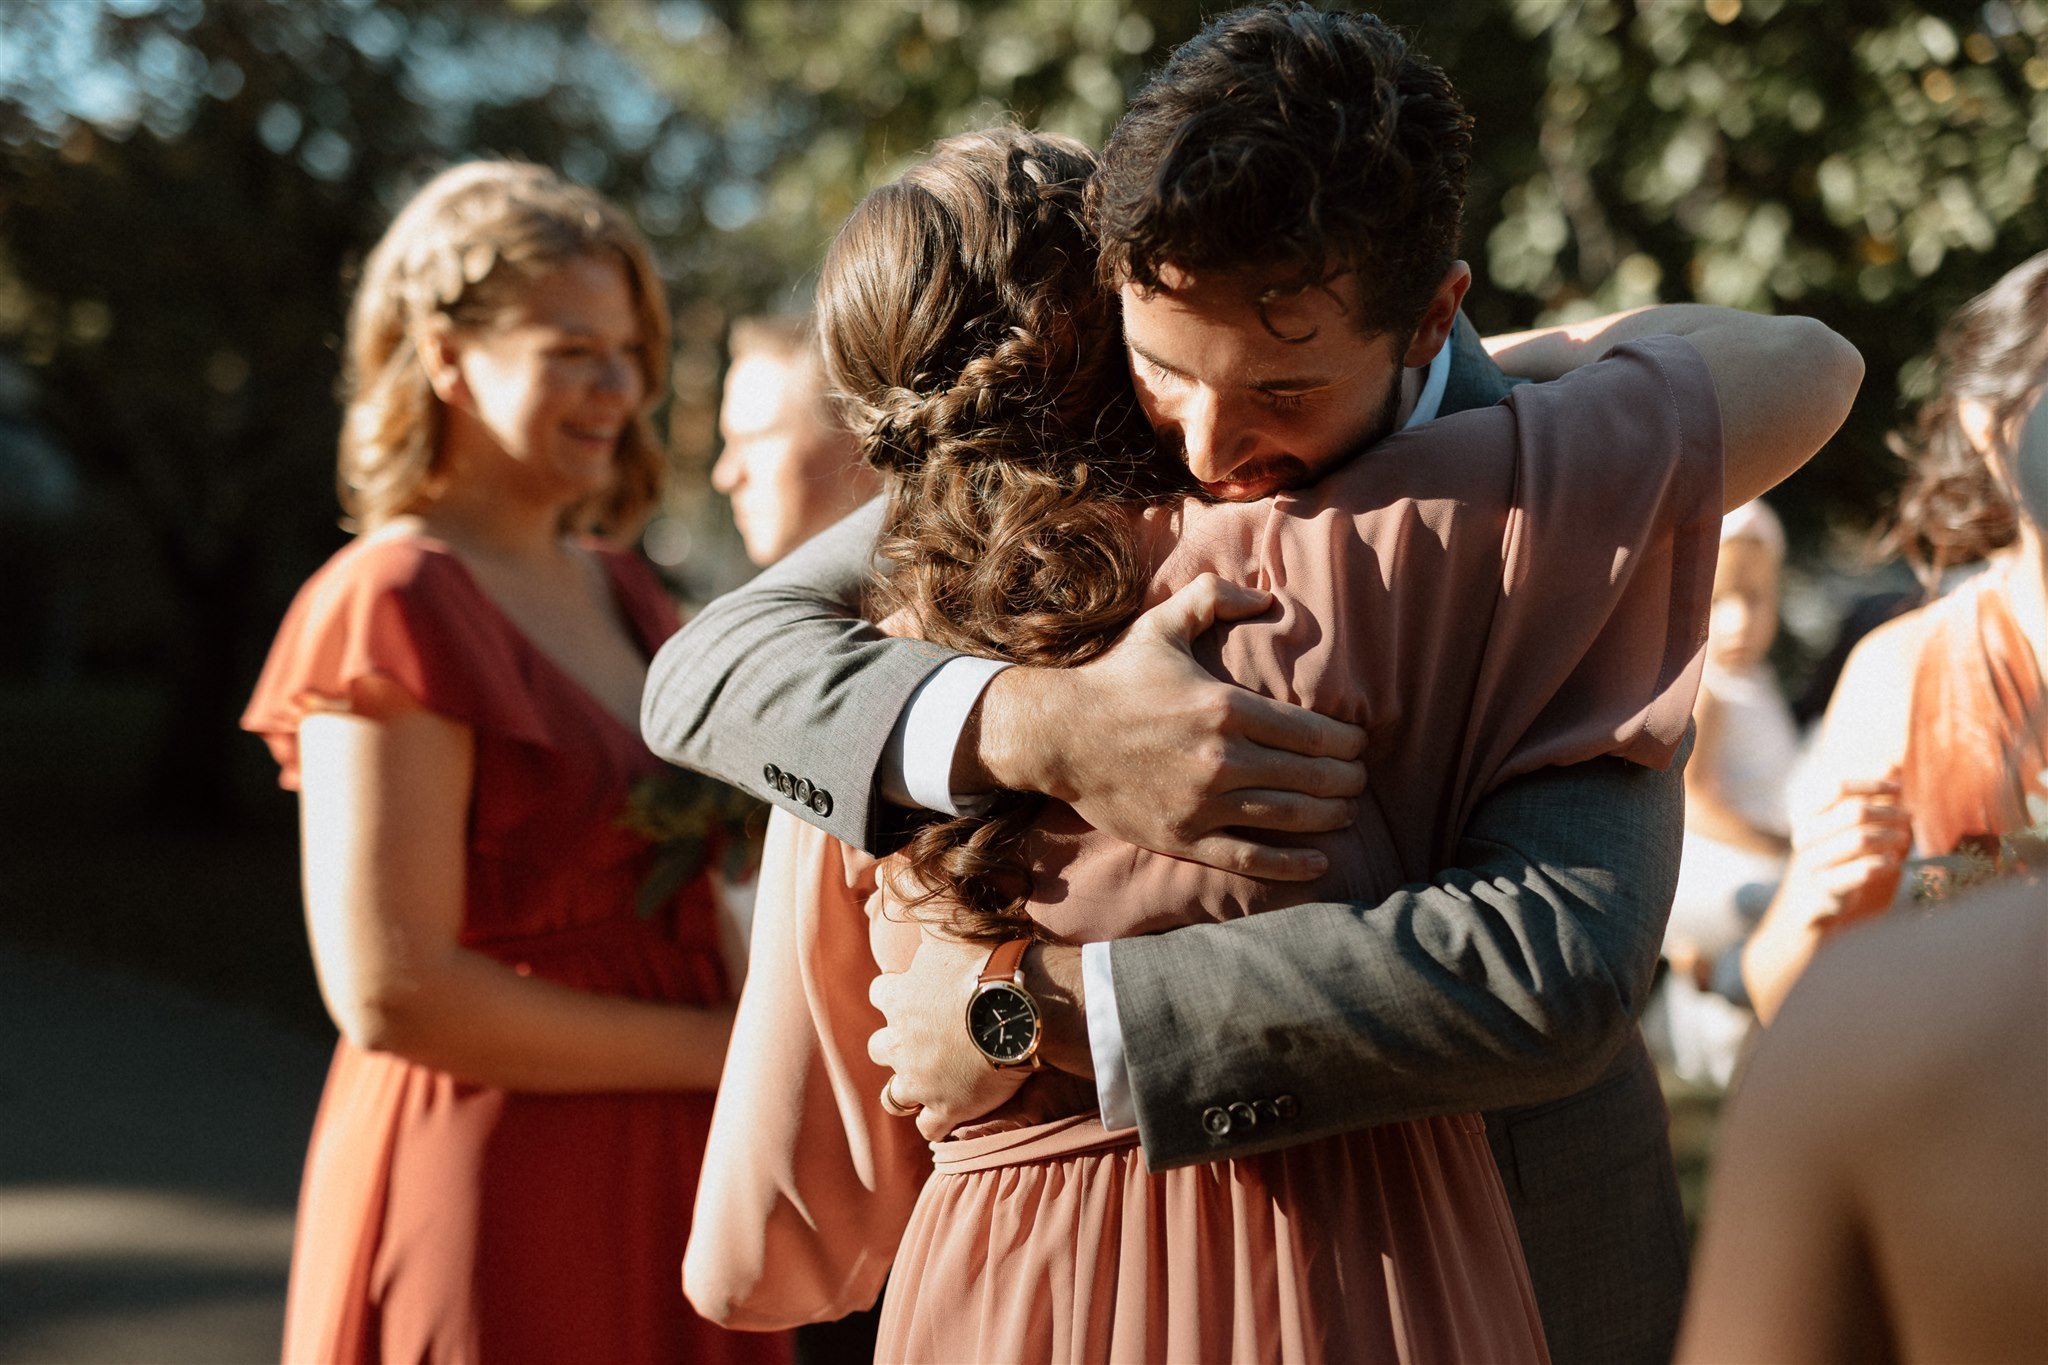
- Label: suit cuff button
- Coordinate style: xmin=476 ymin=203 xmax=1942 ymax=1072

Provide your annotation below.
xmin=810 ymin=789 xmax=833 ymax=817
xmin=1274 ymin=1094 xmax=1299 ymax=1121
xmin=1201 ymin=1106 xmax=1232 ymax=1137
xmin=1228 ymin=1101 xmax=1257 ymax=1129
xmin=763 ymin=763 xmax=783 ymax=789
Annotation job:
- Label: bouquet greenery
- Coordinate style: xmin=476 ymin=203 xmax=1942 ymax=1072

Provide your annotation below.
xmin=620 ymin=768 xmax=770 ymax=919
xmin=1908 ymin=790 xmax=2048 ymax=904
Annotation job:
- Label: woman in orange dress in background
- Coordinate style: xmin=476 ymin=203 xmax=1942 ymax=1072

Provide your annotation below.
xmin=242 ymin=162 xmax=786 ymax=1365
xmin=683 ymin=130 xmax=1732 ymax=1363
xmin=1739 ymin=249 xmax=2048 ymax=1024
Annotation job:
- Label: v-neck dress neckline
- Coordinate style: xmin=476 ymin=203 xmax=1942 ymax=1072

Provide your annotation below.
xmin=393 ymin=533 xmax=660 ymax=740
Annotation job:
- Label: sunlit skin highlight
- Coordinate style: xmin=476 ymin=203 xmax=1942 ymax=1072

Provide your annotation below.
xmin=713 ymin=347 xmax=876 ymax=566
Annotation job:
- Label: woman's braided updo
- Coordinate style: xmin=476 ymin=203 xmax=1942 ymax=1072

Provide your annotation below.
xmin=817 ymin=129 xmax=1191 ymax=941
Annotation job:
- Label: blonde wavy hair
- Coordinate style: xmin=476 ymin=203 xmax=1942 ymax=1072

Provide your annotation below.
xmin=337 ymin=160 xmax=672 ymax=536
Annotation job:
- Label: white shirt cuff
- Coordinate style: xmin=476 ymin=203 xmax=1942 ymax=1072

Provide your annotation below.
xmin=1081 ymin=941 xmax=1136 ymax=1132
xmin=879 ymin=655 xmax=1014 ymax=816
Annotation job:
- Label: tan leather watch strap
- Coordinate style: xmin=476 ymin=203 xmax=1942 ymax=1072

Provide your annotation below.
xmin=979 ymin=938 xmax=1030 ymax=985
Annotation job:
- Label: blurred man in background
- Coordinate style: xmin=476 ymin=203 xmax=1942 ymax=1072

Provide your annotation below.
xmin=714 ymin=314 xmax=878 ymax=567
xmin=713 ymin=312 xmax=883 ymax=1365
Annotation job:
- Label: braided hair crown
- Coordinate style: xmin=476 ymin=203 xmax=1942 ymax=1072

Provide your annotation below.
xmin=812 ymin=129 xmax=1185 ymax=941
xmin=820 ymin=129 xmax=1137 ymax=481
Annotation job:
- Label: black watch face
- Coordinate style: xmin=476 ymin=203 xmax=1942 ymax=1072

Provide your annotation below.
xmin=967 ymin=983 xmax=1040 ymax=1064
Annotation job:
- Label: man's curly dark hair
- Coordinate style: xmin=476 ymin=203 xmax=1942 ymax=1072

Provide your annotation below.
xmin=1089 ymin=3 xmax=1472 ymax=344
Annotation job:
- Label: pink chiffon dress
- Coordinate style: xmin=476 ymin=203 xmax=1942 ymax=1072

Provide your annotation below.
xmin=243 ymin=535 xmax=789 ymax=1365
xmin=687 ymin=337 xmax=1724 ymax=1363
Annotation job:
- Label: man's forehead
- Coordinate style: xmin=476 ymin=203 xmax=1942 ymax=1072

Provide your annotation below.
xmin=1131 ymin=261 xmax=1366 ymax=312
xmin=1120 ymin=267 xmax=1392 ymax=384
xmin=720 ymin=351 xmax=812 ymax=434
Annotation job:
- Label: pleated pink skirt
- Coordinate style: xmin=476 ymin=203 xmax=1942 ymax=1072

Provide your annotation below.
xmin=875 ymin=1112 xmax=1549 ymax=1364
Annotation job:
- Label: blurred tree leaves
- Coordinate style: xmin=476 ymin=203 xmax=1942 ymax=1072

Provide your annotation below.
xmin=1484 ymin=0 xmax=2048 ymax=544
xmin=0 ymin=0 xmax=2042 ymax=820
xmin=579 ymin=0 xmax=1203 ymax=307
xmin=0 ymin=0 xmax=695 ymax=816
xmin=579 ymin=0 xmax=2043 ymax=548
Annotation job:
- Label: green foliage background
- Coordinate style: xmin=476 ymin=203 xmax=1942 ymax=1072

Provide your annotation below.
xmin=0 ymin=0 xmax=2043 ymax=818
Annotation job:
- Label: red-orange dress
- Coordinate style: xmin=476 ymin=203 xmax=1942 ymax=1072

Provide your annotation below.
xmin=242 ymin=534 xmax=789 ymax=1365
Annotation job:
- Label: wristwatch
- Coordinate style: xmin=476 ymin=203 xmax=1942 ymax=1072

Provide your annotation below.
xmin=965 ymin=939 xmax=1043 ymax=1070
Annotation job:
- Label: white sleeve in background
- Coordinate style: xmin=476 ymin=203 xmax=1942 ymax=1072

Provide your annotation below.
xmin=878 ymin=655 xmax=1014 ymax=816
xmin=1081 ymin=941 xmax=1136 ymax=1132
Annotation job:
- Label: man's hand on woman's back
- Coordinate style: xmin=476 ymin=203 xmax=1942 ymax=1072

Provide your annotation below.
xmin=963 ymin=573 xmax=1367 ymax=881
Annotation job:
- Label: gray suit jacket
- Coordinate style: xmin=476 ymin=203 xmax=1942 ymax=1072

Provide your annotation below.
xmin=641 ymin=315 xmax=1688 ymax=1364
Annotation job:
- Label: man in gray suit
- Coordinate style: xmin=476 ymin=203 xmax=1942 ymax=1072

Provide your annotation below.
xmin=644 ymin=8 xmax=1861 ymax=1361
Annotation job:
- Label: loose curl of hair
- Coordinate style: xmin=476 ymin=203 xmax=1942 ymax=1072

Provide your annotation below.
xmin=817 ymin=129 xmax=1191 ymax=942
xmin=338 ymin=160 xmax=671 ymax=538
xmin=1881 ymin=251 xmax=2048 ymax=588
xmin=1089 ymin=3 xmax=1471 ymax=343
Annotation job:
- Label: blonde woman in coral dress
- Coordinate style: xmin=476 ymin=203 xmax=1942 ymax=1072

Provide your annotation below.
xmin=243 ymin=163 xmax=786 ymax=1365
xmin=683 ymin=131 xmax=1728 ymax=1364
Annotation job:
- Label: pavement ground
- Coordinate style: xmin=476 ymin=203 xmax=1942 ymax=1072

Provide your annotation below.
xmin=0 ymin=946 xmax=328 ymax=1364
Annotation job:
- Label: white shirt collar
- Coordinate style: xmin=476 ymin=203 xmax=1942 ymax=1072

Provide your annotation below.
xmin=1400 ymin=337 xmax=1453 ymax=430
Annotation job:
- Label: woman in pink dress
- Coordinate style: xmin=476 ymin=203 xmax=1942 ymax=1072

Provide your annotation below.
xmin=683 ymin=130 xmax=1726 ymax=1363
xmin=242 ymin=162 xmax=787 ymax=1365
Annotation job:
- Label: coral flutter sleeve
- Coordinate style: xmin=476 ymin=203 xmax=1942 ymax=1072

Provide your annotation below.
xmin=240 ymin=539 xmax=550 ymax=788
xmin=684 ymin=811 xmax=931 ymax=1330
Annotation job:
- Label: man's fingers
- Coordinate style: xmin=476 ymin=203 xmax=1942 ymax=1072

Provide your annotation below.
xmin=1182 ymin=834 xmax=1330 ymax=882
xmin=1221 ymin=740 xmax=1366 ymax=799
xmin=1205 ymin=578 xmax=1281 ymax=624
xmin=1134 ymin=573 xmax=1273 ymax=649
xmin=1229 ymin=692 xmax=1365 ymax=763
xmin=866 ymin=1026 xmax=895 ymax=1070
xmin=1214 ymin=789 xmax=1354 ymax=834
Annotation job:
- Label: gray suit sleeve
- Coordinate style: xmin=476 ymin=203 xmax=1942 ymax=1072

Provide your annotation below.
xmin=639 ymin=496 xmax=960 ymax=852
xmin=1109 ymin=739 xmax=1687 ymax=1168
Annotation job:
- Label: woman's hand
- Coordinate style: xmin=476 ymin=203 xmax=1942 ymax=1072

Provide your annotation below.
xmin=867 ymin=933 xmax=1035 ymax=1141
xmin=1783 ymin=774 xmax=1912 ymax=928
xmin=1742 ymin=773 xmax=1911 ymax=1023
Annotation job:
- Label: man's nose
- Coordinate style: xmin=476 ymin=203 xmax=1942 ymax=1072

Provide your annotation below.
xmin=1176 ymin=387 xmax=1251 ymax=483
xmin=596 ymin=351 xmax=640 ymax=399
xmin=711 ymin=445 xmax=741 ymax=494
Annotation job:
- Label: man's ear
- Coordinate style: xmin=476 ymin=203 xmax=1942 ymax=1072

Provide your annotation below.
xmin=415 ymin=321 xmax=469 ymax=409
xmin=1402 ymin=261 xmax=1473 ymax=368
